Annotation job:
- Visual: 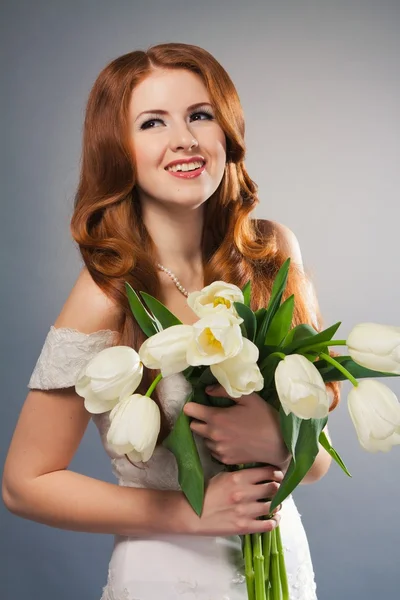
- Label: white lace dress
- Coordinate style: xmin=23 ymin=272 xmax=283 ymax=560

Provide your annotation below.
xmin=28 ymin=326 xmax=318 ymax=600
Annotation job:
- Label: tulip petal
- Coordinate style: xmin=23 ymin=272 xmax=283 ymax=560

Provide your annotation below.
xmin=275 ymin=354 xmax=329 ymax=420
xmin=349 ymin=350 xmax=400 ymax=375
xmin=187 ymin=281 xmax=244 ymax=319
xmin=348 ymin=323 xmax=400 ymax=375
xmin=83 ymin=389 xmax=118 ymax=414
xmin=86 ymin=346 xmax=142 ymax=380
xmin=75 ymin=373 xmax=91 ymax=399
xmin=107 ymin=394 xmax=161 ymax=463
xmin=210 ymin=339 xmax=263 ymax=398
xmin=188 ymin=315 xmax=243 ymax=366
xmin=126 ymin=448 xmax=144 ymax=462
xmin=139 ymin=325 xmax=193 ymax=374
xmin=348 ymin=380 xmax=400 ymax=453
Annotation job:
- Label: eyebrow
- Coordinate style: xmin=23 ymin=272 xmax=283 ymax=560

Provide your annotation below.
xmin=134 ymin=102 xmax=213 ymax=122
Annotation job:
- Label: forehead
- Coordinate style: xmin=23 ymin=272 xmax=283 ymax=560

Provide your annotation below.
xmin=129 ymin=69 xmax=211 ymax=118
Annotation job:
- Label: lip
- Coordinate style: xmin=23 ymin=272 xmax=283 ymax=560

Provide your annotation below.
xmin=164 ymin=156 xmax=206 ymax=169
xmin=166 ymin=163 xmax=206 ymax=179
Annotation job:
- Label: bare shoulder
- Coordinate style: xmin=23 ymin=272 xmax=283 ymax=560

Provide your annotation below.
xmin=2 ymin=266 xmax=124 ymax=505
xmin=54 ymin=265 xmax=123 ymax=333
xmin=256 ymin=219 xmax=304 ymax=270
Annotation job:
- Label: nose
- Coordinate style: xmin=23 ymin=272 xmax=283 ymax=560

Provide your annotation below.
xmin=170 ymin=122 xmax=199 ymax=152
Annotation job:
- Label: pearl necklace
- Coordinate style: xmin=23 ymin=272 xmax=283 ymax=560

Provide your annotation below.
xmin=156 ymin=263 xmax=190 ymax=297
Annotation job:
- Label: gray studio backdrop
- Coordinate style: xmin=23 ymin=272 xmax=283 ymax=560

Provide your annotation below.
xmin=1 ymin=1 xmax=399 ymax=599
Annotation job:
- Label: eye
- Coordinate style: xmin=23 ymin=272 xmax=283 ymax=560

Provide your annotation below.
xmin=140 ymin=118 xmax=164 ymax=130
xmin=190 ymin=110 xmax=215 ymax=122
xmin=139 ymin=110 xmax=215 ymax=131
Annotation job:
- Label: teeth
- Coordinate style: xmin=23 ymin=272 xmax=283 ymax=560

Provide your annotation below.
xmin=167 ymin=161 xmax=204 ymax=172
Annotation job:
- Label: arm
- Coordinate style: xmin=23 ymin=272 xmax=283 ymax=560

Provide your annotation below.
xmin=299 ymin=426 xmax=332 ymax=484
xmin=2 ymin=267 xmax=195 ymax=536
xmin=271 ymin=221 xmax=335 ymax=484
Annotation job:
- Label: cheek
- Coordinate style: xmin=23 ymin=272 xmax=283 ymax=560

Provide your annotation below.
xmin=132 ymin=139 xmax=162 ymax=183
xmin=215 ymin=130 xmax=227 ymax=170
xmin=217 ymin=140 xmax=227 ymax=168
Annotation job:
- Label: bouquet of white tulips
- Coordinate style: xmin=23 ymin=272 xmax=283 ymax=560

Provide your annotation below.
xmin=75 ymin=258 xmax=400 ymax=600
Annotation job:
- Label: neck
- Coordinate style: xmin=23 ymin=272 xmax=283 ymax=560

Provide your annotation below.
xmin=141 ymin=201 xmax=205 ymax=284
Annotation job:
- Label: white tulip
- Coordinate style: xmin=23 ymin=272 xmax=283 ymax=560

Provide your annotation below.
xmin=275 ymin=354 xmax=330 ymax=419
xmin=347 ymin=323 xmax=400 ymax=374
xmin=210 ymin=338 xmax=264 ymax=398
xmin=75 ymin=346 xmax=143 ymax=414
xmin=187 ymin=281 xmax=244 ymax=320
xmin=348 ymin=379 xmax=400 ymax=452
xmin=187 ymin=312 xmax=243 ymax=366
xmin=107 ymin=394 xmax=161 ymax=462
xmin=139 ymin=324 xmax=193 ymax=377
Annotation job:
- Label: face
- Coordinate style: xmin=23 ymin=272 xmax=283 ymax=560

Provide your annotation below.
xmin=129 ymin=68 xmax=227 ymax=210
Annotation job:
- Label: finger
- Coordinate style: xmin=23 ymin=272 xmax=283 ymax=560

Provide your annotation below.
xmin=183 ymin=402 xmax=217 ymax=422
xmin=189 ymin=420 xmax=210 ymax=438
xmin=241 ymin=466 xmax=284 ymax=485
xmin=203 ymin=438 xmax=218 ymax=452
xmin=247 ymin=500 xmax=282 ymax=519
xmin=205 ymin=385 xmax=233 ymax=398
xmin=241 ymin=481 xmax=280 ymax=503
xmin=244 ymin=513 xmax=281 ymax=535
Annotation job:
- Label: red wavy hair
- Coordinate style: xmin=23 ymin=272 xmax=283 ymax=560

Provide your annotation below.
xmin=70 ymin=42 xmax=340 ymax=442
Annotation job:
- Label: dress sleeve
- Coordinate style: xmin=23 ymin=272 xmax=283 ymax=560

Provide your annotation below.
xmin=27 ymin=325 xmax=119 ymax=390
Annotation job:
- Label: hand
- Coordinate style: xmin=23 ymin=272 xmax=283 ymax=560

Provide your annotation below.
xmin=183 ymin=384 xmax=291 ymax=469
xmin=193 ymin=465 xmax=283 ymax=536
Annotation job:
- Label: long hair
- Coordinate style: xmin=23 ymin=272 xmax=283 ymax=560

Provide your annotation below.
xmin=70 ymin=42 xmax=340 ymax=442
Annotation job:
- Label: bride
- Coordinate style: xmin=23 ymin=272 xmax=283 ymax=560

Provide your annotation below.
xmin=2 ymin=42 xmax=338 ymax=599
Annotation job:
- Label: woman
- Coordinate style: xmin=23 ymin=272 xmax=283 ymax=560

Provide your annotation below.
xmin=2 ymin=43 xmax=338 ymax=599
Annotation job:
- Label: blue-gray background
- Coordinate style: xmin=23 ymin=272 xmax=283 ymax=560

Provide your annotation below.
xmin=1 ymin=1 xmax=399 ymax=598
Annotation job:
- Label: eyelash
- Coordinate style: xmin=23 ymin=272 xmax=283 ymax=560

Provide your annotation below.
xmin=140 ymin=109 xmax=215 ymax=130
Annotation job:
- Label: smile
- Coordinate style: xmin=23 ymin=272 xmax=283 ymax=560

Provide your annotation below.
xmin=165 ymin=161 xmax=206 ymax=179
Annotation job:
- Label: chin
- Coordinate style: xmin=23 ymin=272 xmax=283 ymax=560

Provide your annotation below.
xmin=154 ymin=189 xmax=212 ymax=210
xmin=165 ymin=197 xmax=208 ymax=211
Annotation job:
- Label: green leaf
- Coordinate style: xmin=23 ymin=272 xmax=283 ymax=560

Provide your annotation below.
xmin=234 ymin=302 xmax=257 ymax=342
xmin=319 ymin=431 xmax=352 ymax=477
xmin=270 ymin=411 xmax=327 ymax=511
xmin=192 ymin=368 xmax=235 ymax=408
xmin=282 ymin=324 xmax=316 ymax=348
xmin=140 ymin=292 xmax=182 ymax=329
xmin=255 ymin=308 xmax=267 ymax=327
xmin=242 ymin=280 xmax=252 ymax=307
xmin=191 ymin=369 xmax=215 ymax=406
xmin=264 ymin=295 xmax=295 ymax=347
xmin=125 ymin=282 xmax=159 ymax=337
xmin=260 ymin=354 xmax=284 ymax=389
xmin=314 ymin=355 xmax=400 ymax=382
xmin=255 ymin=259 xmax=291 ymax=347
xmin=197 ymin=366 xmax=217 ymax=387
xmin=268 ymin=258 xmax=291 ymax=312
xmin=253 ymin=308 xmax=266 ymax=340
xmin=162 ymin=391 xmax=205 ymax=516
xmin=283 ymin=322 xmax=341 ymax=355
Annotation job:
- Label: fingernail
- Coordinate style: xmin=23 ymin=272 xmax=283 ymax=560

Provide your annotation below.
xmin=206 ymin=385 xmax=215 ymax=393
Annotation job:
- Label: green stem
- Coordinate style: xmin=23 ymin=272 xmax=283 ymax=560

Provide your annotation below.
xmin=263 ymin=530 xmax=272 ymax=585
xmin=266 ymin=583 xmax=271 ymax=600
xmin=260 ymin=352 xmax=286 ymax=372
xmin=145 ymin=373 xmax=163 ymax=397
xmin=252 ymin=533 xmax=267 ymax=600
xmin=244 ymin=533 xmax=255 ymax=600
xmin=319 ymin=351 xmax=358 ymax=387
xmin=275 ymin=526 xmax=289 ymax=600
xmin=270 ymin=528 xmax=282 ymax=600
xmin=298 ymin=340 xmax=347 ymax=354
